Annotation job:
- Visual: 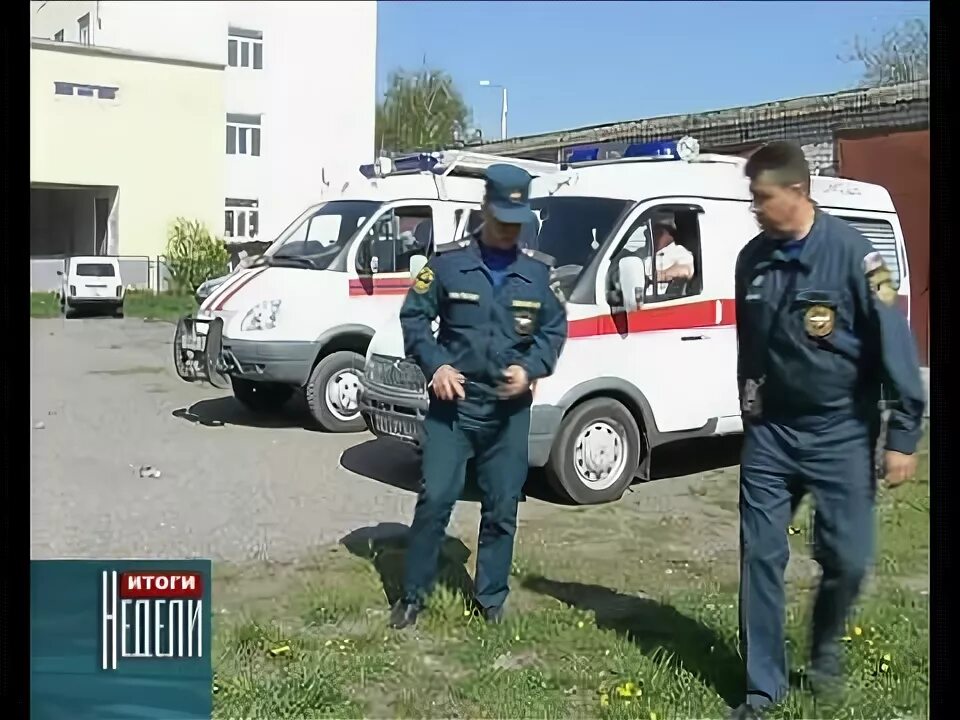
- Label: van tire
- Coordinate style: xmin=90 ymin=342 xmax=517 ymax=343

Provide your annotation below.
xmin=545 ymin=397 xmax=642 ymax=505
xmin=305 ymin=350 xmax=366 ymax=433
xmin=232 ymin=378 xmax=293 ymax=414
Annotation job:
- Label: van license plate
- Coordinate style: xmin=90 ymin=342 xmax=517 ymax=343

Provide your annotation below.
xmin=373 ymin=414 xmax=417 ymax=439
xmin=181 ymin=336 xmax=205 ymax=352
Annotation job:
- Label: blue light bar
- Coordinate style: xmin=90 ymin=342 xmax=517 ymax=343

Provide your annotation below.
xmin=567 ymin=147 xmax=600 ymax=163
xmin=624 ymin=136 xmax=700 ymax=160
xmin=358 ymin=153 xmax=440 ymax=178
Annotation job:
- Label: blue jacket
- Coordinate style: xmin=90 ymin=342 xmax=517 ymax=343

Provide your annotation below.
xmin=735 ymin=210 xmax=925 ymax=454
xmin=400 ymin=238 xmax=567 ymax=408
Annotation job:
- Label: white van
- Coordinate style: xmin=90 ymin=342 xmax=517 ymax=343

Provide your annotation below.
xmin=58 ymin=256 xmax=125 ymax=318
xmin=358 ymin=138 xmax=912 ymax=505
xmin=173 ymin=151 xmax=559 ymax=432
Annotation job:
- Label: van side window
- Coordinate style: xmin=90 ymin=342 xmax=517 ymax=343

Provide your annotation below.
xmin=839 ymin=216 xmax=901 ymax=289
xmin=608 ymin=205 xmax=704 ymax=304
xmin=357 ymin=205 xmax=434 ymax=275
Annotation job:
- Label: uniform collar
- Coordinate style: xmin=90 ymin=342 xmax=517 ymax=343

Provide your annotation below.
xmin=766 ymin=209 xmax=825 ymax=270
xmin=463 ymin=233 xmax=533 ymax=282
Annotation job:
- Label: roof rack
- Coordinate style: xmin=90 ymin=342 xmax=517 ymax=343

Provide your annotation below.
xmin=359 ymin=150 xmax=559 ymax=181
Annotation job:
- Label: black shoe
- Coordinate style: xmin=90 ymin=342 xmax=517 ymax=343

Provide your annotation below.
xmin=480 ymin=604 xmax=505 ymax=624
xmin=807 ymin=667 xmax=843 ymax=703
xmin=388 ymin=601 xmax=422 ymax=630
xmin=727 ymin=703 xmax=763 ymax=720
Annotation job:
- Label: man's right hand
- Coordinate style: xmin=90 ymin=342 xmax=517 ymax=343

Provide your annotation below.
xmin=430 ymin=365 xmax=465 ymax=401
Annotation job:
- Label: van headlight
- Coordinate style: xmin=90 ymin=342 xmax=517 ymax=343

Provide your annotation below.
xmin=241 ymin=299 xmax=281 ymax=331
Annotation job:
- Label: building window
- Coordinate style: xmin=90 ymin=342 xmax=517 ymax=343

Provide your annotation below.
xmin=226 ymin=114 xmax=262 ymax=157
xmin=227 ymin=28 xmax=263 ymax=69
xmin=53 ymin=29 xmax=64 ymax=42
xmin=53 ymin=82 xmax=119 ymax=100
xmin=78 ymin=13 xmax=90 ymax=45
xmin=225 ymin=199 xmax=259 ymax=241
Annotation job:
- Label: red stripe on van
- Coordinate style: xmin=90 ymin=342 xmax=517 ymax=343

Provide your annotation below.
xmin=567 ymin=299 xmax=736 ymax=339
xmin=349 ymin=277 xmax=412 ymax=297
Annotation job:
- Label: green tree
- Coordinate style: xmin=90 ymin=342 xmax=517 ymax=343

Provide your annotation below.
xmin=165 ymin=218 xmax=230 ymax=294
xmin=375 ymin=68 xmax=471 ymax=154
xmin=841 ymin=18 xmax=929 ymax=87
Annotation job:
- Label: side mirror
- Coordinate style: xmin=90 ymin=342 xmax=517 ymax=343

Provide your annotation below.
xmin=409 ymin=254 xmax=428 ymax=279
xmin=238 ymin=254 xmax=260 ymax=269
xmin=618 ymin=256 xmax=646 ymax=313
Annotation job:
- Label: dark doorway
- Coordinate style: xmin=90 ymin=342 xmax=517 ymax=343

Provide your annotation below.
xmin=95 ymin=197 xmax=109 ymax=255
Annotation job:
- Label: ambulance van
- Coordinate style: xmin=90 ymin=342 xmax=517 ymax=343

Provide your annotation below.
xmin=173 ymin=151 xmax=559 ymax=433
xmin=358 ymin=138 xmax=912 ymax=505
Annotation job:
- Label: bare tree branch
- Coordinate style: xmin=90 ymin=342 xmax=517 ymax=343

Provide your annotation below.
xmin=839 ymin=18 xmax=929 ymax=87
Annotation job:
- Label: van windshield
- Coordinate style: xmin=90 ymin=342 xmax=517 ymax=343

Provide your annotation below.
xmin=75 ymin=263 xmax=116 ymax=277
xmin=261 ymin=200 xmax=382 ymax=270
xmin=529 ymin=196 xmax=631 ymax=293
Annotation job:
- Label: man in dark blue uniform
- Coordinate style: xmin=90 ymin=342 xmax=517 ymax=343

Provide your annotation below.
xmin=730 ymin=142 xmax=925 ymax=718
xmin=390 ymin=164 xmax=568 ymax=629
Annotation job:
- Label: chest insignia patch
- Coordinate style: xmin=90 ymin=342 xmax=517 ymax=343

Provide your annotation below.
xmin=803 ymin=304 xmax=835 ymax=338
xmin=513 ymin=309 xmax=536 ymax=336
xmin=413 ymin=266 xmax=434 ymax=294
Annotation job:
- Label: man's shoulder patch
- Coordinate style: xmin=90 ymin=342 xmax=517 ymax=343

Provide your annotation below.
xmin=863 ymin=250 xmax=897 ymax=307
xmin=862 ymin=250 xmax=886 ymax=275
xmin=412 ymin=265 xmax=435 ymax=294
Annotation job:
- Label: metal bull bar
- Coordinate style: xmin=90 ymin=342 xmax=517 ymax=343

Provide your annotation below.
xmin=173 ymin=315 xmax=232 ymax=389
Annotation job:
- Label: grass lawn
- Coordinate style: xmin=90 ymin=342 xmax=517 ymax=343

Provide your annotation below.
xmin=31 ymin=291 xmax=197 ymax=322
xmin=212 ymin=436 xmax=929 ymax=719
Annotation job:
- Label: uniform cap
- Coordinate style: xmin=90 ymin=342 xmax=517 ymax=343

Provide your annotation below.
xmin=485 ymin=164 xmax=535 ymax=225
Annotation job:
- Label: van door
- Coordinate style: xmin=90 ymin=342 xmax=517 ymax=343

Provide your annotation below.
xmin=595 ymin=198 xmax=732 ymax=434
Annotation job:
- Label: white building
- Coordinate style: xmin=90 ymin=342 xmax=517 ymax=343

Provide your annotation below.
xmin=31 ymin=0 xmax=378 ymax=246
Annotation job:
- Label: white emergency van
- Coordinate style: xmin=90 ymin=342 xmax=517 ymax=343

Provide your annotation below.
xmin=173 ymin=151 xmax=558 ymax=432
xmin=358 ymin=137 xmax=912 ymax=505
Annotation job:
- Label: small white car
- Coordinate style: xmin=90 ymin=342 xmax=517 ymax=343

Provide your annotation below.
xmin=58 ymin=256 xmax=125 ymax=318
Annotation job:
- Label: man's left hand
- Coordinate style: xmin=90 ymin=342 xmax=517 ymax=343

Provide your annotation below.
xmin=498 ymin=365 xmax=530 ymax=398
xmin=884 ymin=450 xmax=918 ymax=487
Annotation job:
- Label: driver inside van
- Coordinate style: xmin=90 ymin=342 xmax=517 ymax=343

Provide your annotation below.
xmin=645 ymin=220 xmax=694 ymax=295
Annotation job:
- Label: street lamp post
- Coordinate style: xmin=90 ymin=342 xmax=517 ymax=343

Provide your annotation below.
xmin=479 ymin=80 xmax=508 ymax=140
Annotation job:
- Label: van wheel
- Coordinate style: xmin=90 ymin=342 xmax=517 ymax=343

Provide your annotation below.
xmin=545 ymin=397 xmax=642 ymax=505
xmin=64 ymin=302 xmax=77 ymax=320
xmin=232 ymin=378 xmax=293 ymax=414
xmin=306 ymin=351 xmax=366 ymax=433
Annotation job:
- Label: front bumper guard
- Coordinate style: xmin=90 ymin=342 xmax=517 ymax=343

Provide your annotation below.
xmin=173 ymin=315 xmax=232 ymax=389
xmin=358 ymin=377 xmax=428 ymax=446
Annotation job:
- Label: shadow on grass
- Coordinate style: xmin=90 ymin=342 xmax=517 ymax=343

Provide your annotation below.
xmin=340 ymin=522 xmax=475 ymax=606
xmin=522 ymin=575 xmax=744 ymax=708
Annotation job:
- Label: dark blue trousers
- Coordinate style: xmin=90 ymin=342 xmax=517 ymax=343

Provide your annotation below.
xmin=739 ymin=415 xmax=877 ymax=707
xmin=402 ymin=403 xmax=530 ymax=609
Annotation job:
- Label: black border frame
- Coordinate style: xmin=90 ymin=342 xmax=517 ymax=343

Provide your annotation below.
xmin=6 ymin=0 xmax=33 ymax=714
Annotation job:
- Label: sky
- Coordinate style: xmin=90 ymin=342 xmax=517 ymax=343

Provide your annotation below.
xmin=376 ymin=0 xmax=929 ymax=141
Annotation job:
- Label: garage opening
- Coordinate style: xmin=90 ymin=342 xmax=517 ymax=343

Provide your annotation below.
xmin=31 ymin=183 xmax=119 ymax=291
